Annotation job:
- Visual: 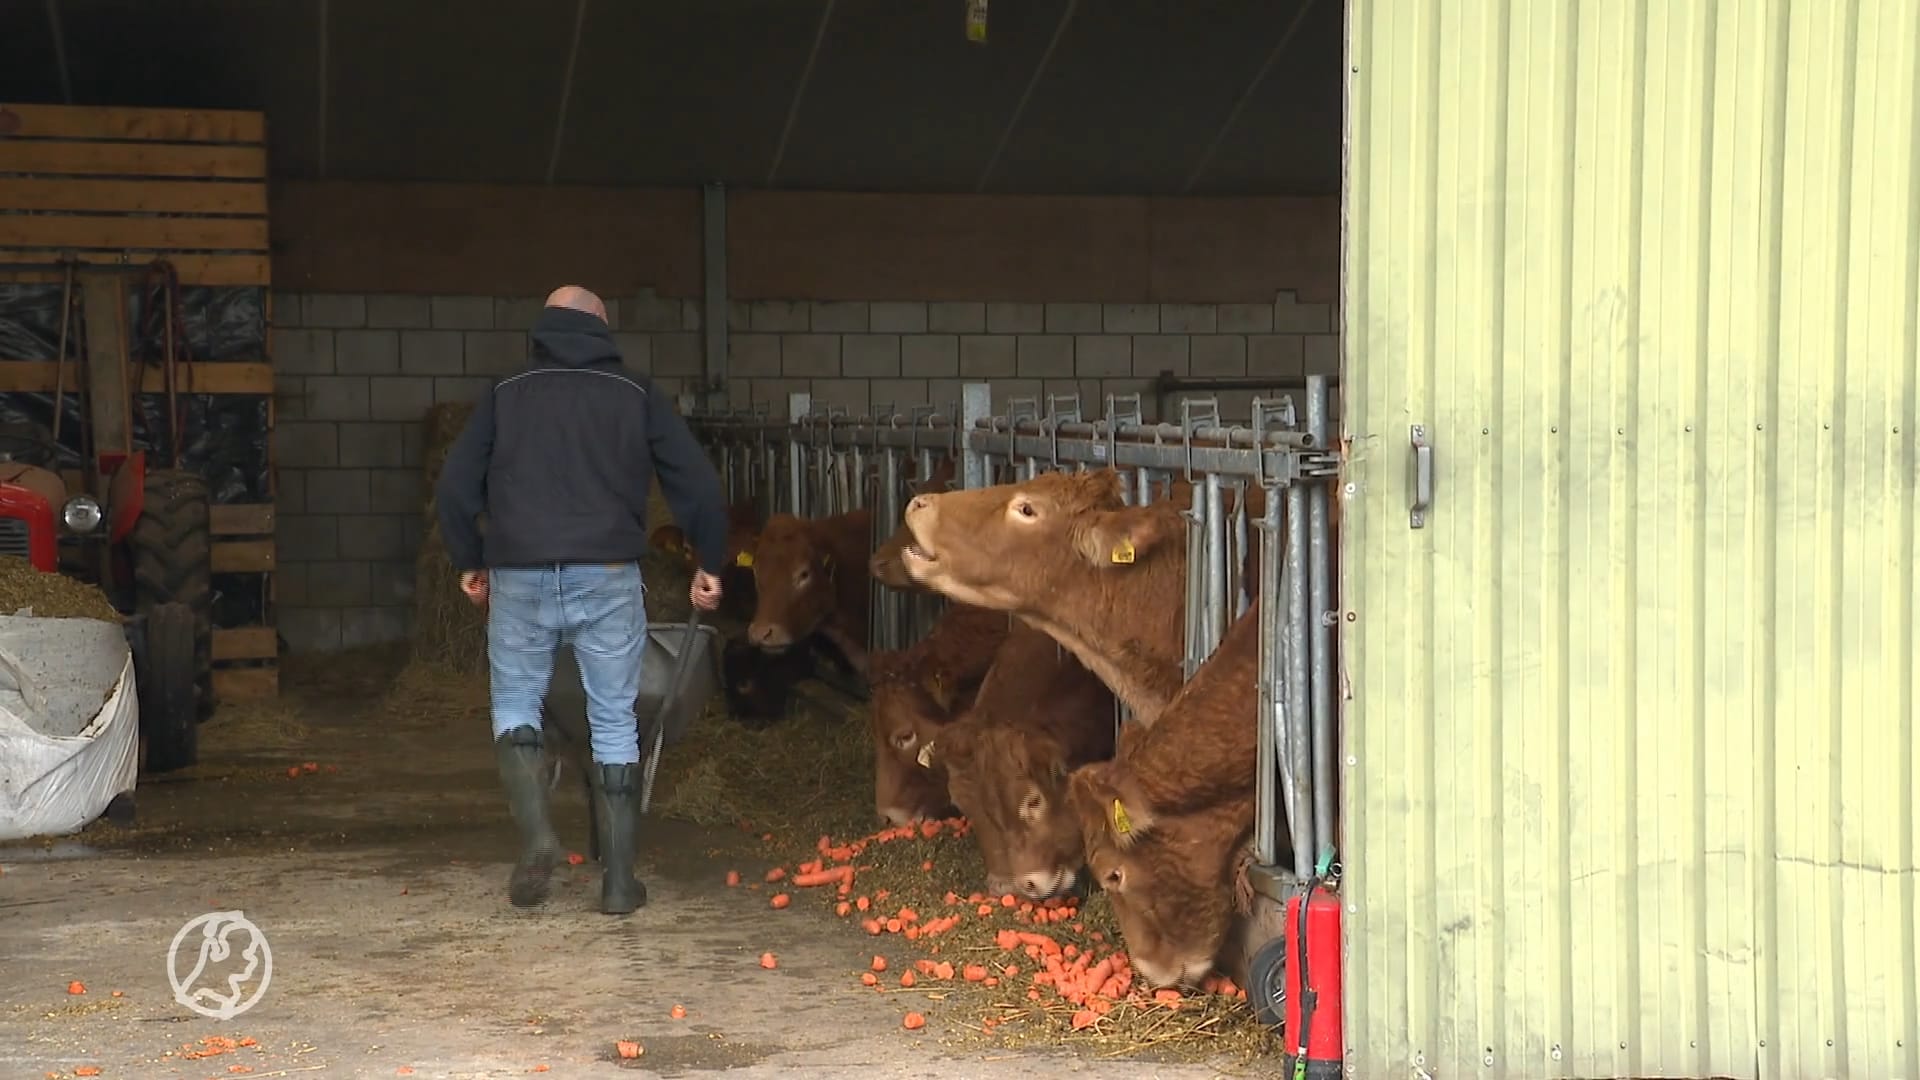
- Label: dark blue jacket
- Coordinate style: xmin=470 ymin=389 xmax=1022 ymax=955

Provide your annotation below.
xmin=433 ymin=305 xmax=728 ymax=575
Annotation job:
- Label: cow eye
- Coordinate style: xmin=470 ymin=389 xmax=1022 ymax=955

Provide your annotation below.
xmin=1012 ymin=499 xmax=1037 ymax=518
xmin=1020 ymin=791 xmax=1044 ymax=816
xmin=794 ymin=568 xmax=811 ymax=585
xmin=892 ymin=731 xmax=917 ymax=750
xmin=1103 ymin=866 xmax=1125 ymax=891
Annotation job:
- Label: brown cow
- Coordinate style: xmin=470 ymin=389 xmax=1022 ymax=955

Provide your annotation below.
xmin=867 ymin=602 xmax=1012 ymax=825
xmin=869 ymin=455 xmax=957 ymax=590
xmin=745 ymin=508 xmax=876 ymax=674
xmin=1064 ymin=601 xmax=1272 ymax=989
xmin=899 ymin=468 xmax=1266 ymax=726
xmin=926 ymin=619 xmax=1118 ymax=900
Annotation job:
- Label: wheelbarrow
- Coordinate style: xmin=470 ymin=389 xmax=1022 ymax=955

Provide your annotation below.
xmin=540 ymin=617 xmax=722 ymax=862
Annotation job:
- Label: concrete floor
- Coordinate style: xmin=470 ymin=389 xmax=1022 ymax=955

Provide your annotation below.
xmin=0 ymin=658 xmax=1265 ymax=1080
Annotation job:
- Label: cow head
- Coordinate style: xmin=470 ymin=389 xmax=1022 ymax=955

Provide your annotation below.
xmin=1067 ymin=763 xmax=1249 ymax=989
xmin=932 ymin=721 xmax=1087 ymax=901
xmin=870 ymin=455 xmax=955 ymax=591
xmin=745 ymin=514 xmax=840 ymax=651
xmin=898 ymin=469 xmax=1185 ymax=613
xmin=868 ymin=654 xmax=962 ymax=826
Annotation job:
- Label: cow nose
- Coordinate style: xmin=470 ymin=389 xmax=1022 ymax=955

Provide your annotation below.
xmin=879 ymin=807 xmax=915 ymax=827
xmin=1019 ymin=871 xmax=1058 ymax=899
xmin=748 ymin=623 xmax=773 ymax=645
xmin=906 ymin=494 xmax=931 ymax=515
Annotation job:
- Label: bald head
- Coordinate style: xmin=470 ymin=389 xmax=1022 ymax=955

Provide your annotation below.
xmin=544 ymin=285 xmax=608 ymax=323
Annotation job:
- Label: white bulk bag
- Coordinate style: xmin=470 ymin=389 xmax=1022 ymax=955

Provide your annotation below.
xmin=0 ymin=614 xmax=139 ymax=842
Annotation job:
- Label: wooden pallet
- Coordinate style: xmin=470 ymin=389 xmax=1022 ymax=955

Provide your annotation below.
xmin=0 ymin=103 xmax=280 ymax=700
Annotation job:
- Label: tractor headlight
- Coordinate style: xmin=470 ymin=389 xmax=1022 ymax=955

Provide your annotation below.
xmin=62 ymin=495 xmax=103 ymax=534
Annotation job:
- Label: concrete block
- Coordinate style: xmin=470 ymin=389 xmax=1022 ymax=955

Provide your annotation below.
xmin=1159 ymin=303 xmax=1218 ymax=333
xmin=1248 ymin=335 xmax=1306 ymax=377
xmin=959 ymin=335 xmax=1016 ymax=378
xmin=986 ymin=302 xmax=1044 ymax=334
xmin=1191 ymin=335 xmax=1248 ymax=377
xmin=842 ymin=334 xmax=901 ymax=377
xmin=1045 ymin=303 xmax=1103 ymax=333
xmin=334 ymin=329 xmax=400 ymax=375
xmin=274 ymin=468 xmax=306 ymax=514
xmin=274 ymin=562 xmax=309 ymax=606
xmin=989 ymin=379 xmax=1042 ymax=416
xmin=729 ymin=334 xmax=781 ymax=377
xmin=867 ymin=379 xmax=930 ymax=416
xmin=306 ymin=469 xmax=371 ymax=514
xmin=652 ymin=333 xmax=702 ymax=377
xmin=925 ymin=379 xmax=963 ymax=417
xmin=275 ymin=513 xmax=338 ymax=561
xmin=679 ymin=300 xmax=702 ymax=331
xmin=305 ymin=375 xmax=371 ymax=421
xmin=809 ymin=301 xmax=869 ymax=333
xmin=399 ymin=330 xmax=466 ymax=376
xmin=928 ymin=302 xmax=986 ymax=334
xmin=366 ymin=294 xmax=433 ymax=329
xmin=430 ymin=295 xmax=495 ymax=330
xmin=1273 ymin=290 xmax=1298 ymax=305
xmin=268 ymin=290 xmax=304 ymax=327
xmin=1273 ymin=298 xmax=1332 ymax=334
xmin=464 ymin=331 xmax=527 ymax=376
xmin=272 ymin=328 xmax=334 ymax=375
xmin=1218 ymin=303 xmax=1274 ymax=333
xmin=1103 ymin=304 xmax=1159 ymax=333
xmin=1303 ymin=334 xmax=1339 ymax=376
xmin=302 ymin=294 xmax=366 ymax=328
xmin=433 ymin=376 xmax=495 ymax=404
xmin=1016 ymin=335 xmax=1074 ymax=378
xmin=277 ymin=608 xmax=342 ymax=653
xmin=398 ymin=419 xmax=428 ymax=468
xmin=338 ymin=514 xmax=409 ymax=561
xmin=808 ymin=378 xmax=869 ymax=416
xmin=901 ymin=335 xmax=959 ymax=377
xmin=274 ymin=375 xmax=307 ymax=421
xmin=304 ymin=561 xmax=373 ymax=608
xmin=369 ymin=469 xmax=422 ymax=515
xmin=369 ymin=376 xmax=436 ymax=423
xmin=1131 ymin=335 xmax=1190 ymax=377
xmin=337 ymin=422 xmax=408 ymax=469
xmin=493 ymin=295 xmax=547 ymax=330
xmin=611 ymin=332 xmax=654 ymax=375
xmin=341 ymin=606 xmax=410 ymax=648
xmin=750 ymin=301 xmax=810 ymax=332
xmin=1073 ymin=335 xmax=1132 ymax=377
xmin=870 ymin=302 xmax=928 ymax=334
xmin=781 ymin=334 xmax=840 ymax=377
xmin=623 ymin=291 xmax=683 ymax=331
xmin=748 ymin=379 xmax=810 ymax=419
xmin=275 ymin=422 xmax=339 ymax=468
xmin=726 ymin=301 xmax=752 ymax=332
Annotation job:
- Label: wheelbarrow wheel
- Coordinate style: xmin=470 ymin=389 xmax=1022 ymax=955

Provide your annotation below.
xmin=1246 ymin=934 xmax=1290 ymax=1033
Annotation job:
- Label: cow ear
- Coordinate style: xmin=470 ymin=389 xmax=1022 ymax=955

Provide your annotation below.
xmin=1074 ymin=506 xmax=1177 ymax=569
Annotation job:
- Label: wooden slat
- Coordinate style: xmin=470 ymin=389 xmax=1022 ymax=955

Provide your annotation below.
xmin=212 ymin=539 xmax=274 ymax=574
xmin=0 ymin=104 xmax=265 ymax=143
xmin=213 ymin=626 xmax=278 ymax=661
xmin=213 ymin=665 xmax=278 ymax=701
xmin=0 ymin=252 xmax=270 ymax=286
xmin=0 ymin=177 xmax=268 ymax=215
xmin=0 ymin=141 xmax=267 ymax=179
xmin=0 ymin=360 xmax=273 ymax=394
xmin=211 ymin=503 xmax=275 ymax=535
xmin=0 ymin=213 xmax=269 ymax=252
xmin=78 ymin=272 xmax=131 ymax=455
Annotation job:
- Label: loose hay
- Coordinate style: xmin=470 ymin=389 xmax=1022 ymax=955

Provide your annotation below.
xmin=0 ymin=555 xmax=121 ymax=621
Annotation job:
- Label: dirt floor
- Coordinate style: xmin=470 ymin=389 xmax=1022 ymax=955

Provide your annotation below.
xmin=0 ymin=647 xmax=1279 ymax=1080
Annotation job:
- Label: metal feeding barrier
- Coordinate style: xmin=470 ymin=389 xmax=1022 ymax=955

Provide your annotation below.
xmin=683 ymin=378 xmax=1343 ymax=892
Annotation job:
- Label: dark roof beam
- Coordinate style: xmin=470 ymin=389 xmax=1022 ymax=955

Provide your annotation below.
xmin=1180 ymin=0 xmax=1319 ymax=195
xmin=43 ymin=0 xmax=72 ymax=103
xmin=765 ymin=0 xmax=839 ymax=189
xmin=972 ymin=0 xmax=1078 ymax=193
xmin=545 ymin=0 xmax=590 ymax=184
xmin=316 ymin=0 xmax=332 ymax=177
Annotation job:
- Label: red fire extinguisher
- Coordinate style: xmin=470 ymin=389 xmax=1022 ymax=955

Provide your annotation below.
xmin=1284 ymin=882 xmax=1344 ymax=1079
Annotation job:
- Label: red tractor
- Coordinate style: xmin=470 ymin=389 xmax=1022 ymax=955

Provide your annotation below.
xmin=0 ymin=424 xmax=213 ymax=774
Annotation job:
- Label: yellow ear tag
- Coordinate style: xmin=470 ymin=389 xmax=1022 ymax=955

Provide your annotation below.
xmin=917 ymin=742 xmax=936 ymax=768
xmin=734 ymin=551 xmax=754 ymax=568
xmin=1110 ymin=538 xmax=1136 ymax=565
xmin=1111 ymin=799 xmax=1133 ymax=835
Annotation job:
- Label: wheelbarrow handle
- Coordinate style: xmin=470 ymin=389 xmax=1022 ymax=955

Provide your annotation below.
xmin=639 ymin=607 xmax=703 ymax=816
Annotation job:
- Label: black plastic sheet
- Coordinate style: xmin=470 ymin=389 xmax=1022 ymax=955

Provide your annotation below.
xmin=0 ymin=391 xmax=269 ymax=504
xmin=0 ymin=283 xmax=267 ymax=363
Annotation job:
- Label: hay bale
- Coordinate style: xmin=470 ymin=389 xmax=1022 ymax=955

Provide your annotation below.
xmin=0 ymin=556 xmax=121 ymax=621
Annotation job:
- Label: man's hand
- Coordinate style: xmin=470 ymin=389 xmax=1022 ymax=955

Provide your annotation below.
xmin=459 ymin=570 xmax=489 ymax=607
xmin=690 ymin=570 xmax=723 ymax=612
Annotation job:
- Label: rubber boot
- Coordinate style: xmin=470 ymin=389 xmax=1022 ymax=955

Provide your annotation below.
xmin=494 ymin=725 xmax=561 ymax=908
xmin=590 ymin=762 xmax=648 ymax=915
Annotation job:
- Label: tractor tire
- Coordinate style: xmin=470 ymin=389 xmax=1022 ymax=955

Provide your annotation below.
xmin=131 ymin=469 xmax=215 ymax=722
xmin=139 ymin=601 xmax=199 ymax=773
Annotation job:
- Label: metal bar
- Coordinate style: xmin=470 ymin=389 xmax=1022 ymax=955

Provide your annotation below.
xmin=766 ymin=0 xmax=838 ymax=187
xmin=1203 ymin=471 xmax=1227 ymax=661
xmin=1284 ymin=473 xmax=1315 ymax=880
xmin=544 ymin=0 xmax=589 ymax=184
xmin=960 ymin=383 xmax=993 ymax=489
xmin=316 ymin=0 xmax=330 ymax=179
xmin=975 ymin=0 xmax=1079 ymax=192
xmin=1179 ymin=0 xmax=1321 ymax=193
xmin=1306 ymin=374 xmax=1338 ymax=866
xmin=1254 ymin=486 xmax=1284 ymax=868
xmin=702 ymin=182 xmax=729 ymax=411
xmin=1182 ymin=494 xmax=1206 ymax=680
xmin=44 ymin=0 xmax=72 ymax=104
xmin=786 ymin=392 xmax=810 ymax=516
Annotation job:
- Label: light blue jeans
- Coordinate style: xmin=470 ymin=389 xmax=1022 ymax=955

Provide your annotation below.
xmin=487 ymin=562 xmax=648 ymax=765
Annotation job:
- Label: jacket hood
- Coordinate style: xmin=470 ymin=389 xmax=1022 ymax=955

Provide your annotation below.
xmin=529 ymin=305 xmax=620 ymax=369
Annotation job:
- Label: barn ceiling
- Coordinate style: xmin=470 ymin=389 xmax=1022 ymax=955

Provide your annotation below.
xmin=0 ymin=0 xmax=1344 ymax=197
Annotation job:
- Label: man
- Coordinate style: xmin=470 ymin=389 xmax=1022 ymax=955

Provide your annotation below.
xmin=435 ymin=285 xmax=727 ymax=916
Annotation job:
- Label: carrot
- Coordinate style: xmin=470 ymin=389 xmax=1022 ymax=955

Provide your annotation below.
xmin=885 ymin=918 xmax=903 ymax=933
xmin=764 ymin=867 xmax=787 ymax=883
xmin=875 ymin=890 xmax=891 ymax=901
xmin=670 ymin=1005 xmax=686 ymax=1019
xmin=934 ymin=961 xmax=955 ymax=980
xmin=920 ymin=820 xmax=942 ymax=839
xmin=1086 ymin=958 xmax=1114 ymax=987
xmin=871 ymin=956 xmax=888 ymax=972
xmin=615 ymin=1041 xmax=642 ymax=1059
xmin=855 ymin=896 xmax=872 ymax=912
xmin=968 ymin=892 xmax=985 ymax=904
xmin=903 ymin=927 xmax=921 ymax=941
xmin=903 ymin=1012 xmax=927 ymax=1031
xmin=1027 ymin=988 xmax=1042 ymax=1001
xmin=863 ymin=919 xmax=883 ymax=935
xmin=725 ymin=870 xmax=741 ymax=886
xmin=995 ymin=929 xmax=1020 ymax=951
xmin=816 ymin=834 xmax=832 ymax=853
xmin=798 ymin=859 xmax=822 ymax=875
xmin=984 ymin=977 xmax=1000 ymax=988
xmin=1217 ymin=977 xmax=1241 ymax=997
xmin=976 ymin=904 xmax=993 ymax=916
xmin=566 ymin=853 xmax=585 ymax=866
xmin=759 ymin=952 xmax=778 ymax=969
xmin=835 ymin=902 xmax=852 ymax=917
xmin=1070 ymin=1009 xmax=1097 ymax=1031
xmin=921 ymin=860 xmax=933 ymax=871
xmin=1154 ymin=988 xmax=1182 ymax=1004
xmin=1090 ymin=931 xmax=1104 ymax=943
xmin=66 ymin=981 xmax=85 ymax=995
xmin=899 ymin=971 xmax=916 ymax=988
xmin=769 ymin=893 xmax=791 ymax=909
xmin=861 ymin=972 xmax=878 ymax=986
xmin=791 ymin=866 xmax=852 ymax=888
xmin=962 ymin=964 xmax=989 ymax=983
xmin=1034 ymin=971 xmax=1055 ymax=986
xmin=944 ymin=891 xmax=960 ymax=905
xmin=1001 ymin=894 xmax=1018 ymax=908
xmin=915 ymin=959 xmax=938 ymax=974
xmin=1003 ymin=964 xmax=1020 ymax=978
xmin=1064 ymin=944 xmax=1080 ymax=959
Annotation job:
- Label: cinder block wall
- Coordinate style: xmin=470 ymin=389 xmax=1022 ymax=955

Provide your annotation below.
xmin=270 ymin=289 xmax=1338 ymax=653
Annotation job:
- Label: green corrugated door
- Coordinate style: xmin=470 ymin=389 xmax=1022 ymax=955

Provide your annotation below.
xmin=1339 ymin=1 xmax=1919 ymax=1077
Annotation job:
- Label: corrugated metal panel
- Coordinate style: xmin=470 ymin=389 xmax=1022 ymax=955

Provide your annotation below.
xmin=1339 ymin=1 xmax=1920 ymax=1077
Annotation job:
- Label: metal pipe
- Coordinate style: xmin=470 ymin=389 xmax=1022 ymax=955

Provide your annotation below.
xmin=1203 ymin=471 xmax=1227 ymax=662
xmin=1182 ymin=495 xmax=1206 ymax=680
xmin=1254 ymin=486 xmax=1284 ymax=868
xmin=786 ymin=392 xmax=810 ymax=517
xmin=1307 ymin=374 xmax=1338 ymax=866
xmin=1284 ymin=476 xmax=1315 ymax=880
xmin=49 ymin=264 xmax=74 ymax=448
xmin=960 ymin=383 xmax=992 ymax=490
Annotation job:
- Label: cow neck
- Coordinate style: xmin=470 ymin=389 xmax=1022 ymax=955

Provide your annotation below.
xmin=820 ymin=509 xmax=876 ymax=672
xmin=1016 ymin=551 xmax=1189 ymax=727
